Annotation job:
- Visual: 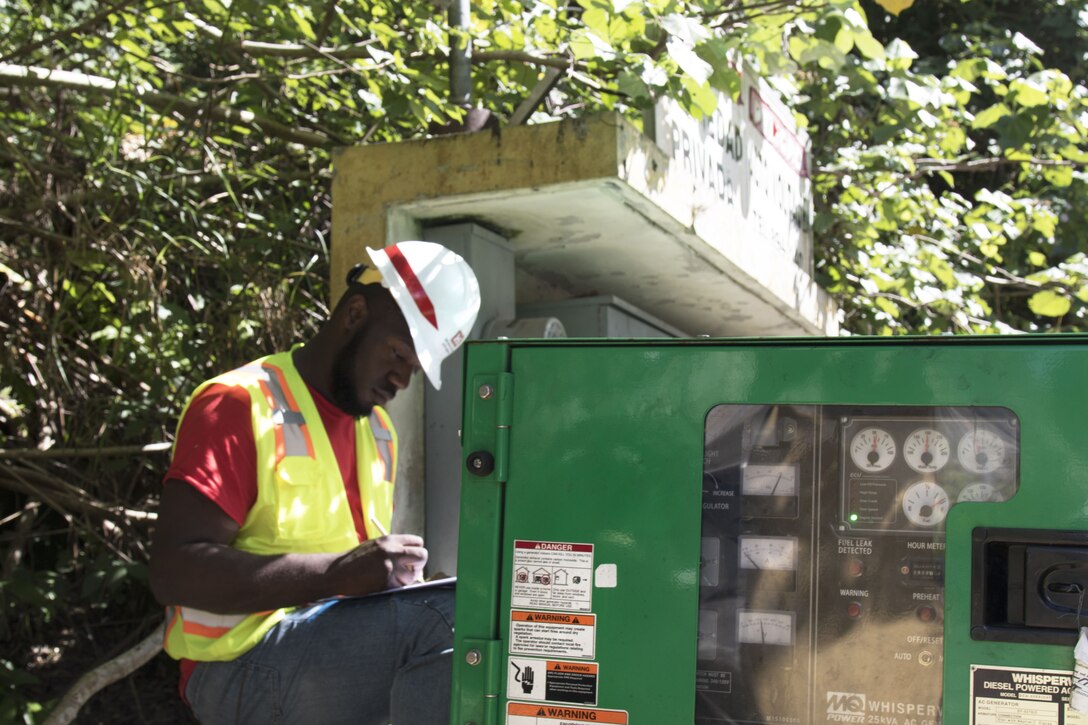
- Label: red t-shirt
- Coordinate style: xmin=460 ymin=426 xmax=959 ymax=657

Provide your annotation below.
xmin=164 ymin=380 xmax=370 ymax=699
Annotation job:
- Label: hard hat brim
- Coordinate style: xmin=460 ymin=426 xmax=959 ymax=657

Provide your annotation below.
xmin=365 ymin=247 xmax=444 ymax=390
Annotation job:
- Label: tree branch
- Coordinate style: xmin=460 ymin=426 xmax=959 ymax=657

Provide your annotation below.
xmin=42 ymin=624 xmax=164 ymax=725
xmin=314 ymin=0 xmax=342 ymax=47
xmin=913 ymin=156 xmax=1085 ymax=174
xmin=473 ymin=49 xmax=573 ymax=70
xmin=510 ymin=67 xmax=564 ymax=125
xmin=0 ymin=63 xmax=333 ymax=147
xmin=817 ymin=155 xmax=1087 ymax=178
xmin=0 ymin=442 xmax=172 ymax=460
xmin=184 ymin=11 xmax=379 ymax=60
xmin=0 ymin=463 xmax=157 ymax=523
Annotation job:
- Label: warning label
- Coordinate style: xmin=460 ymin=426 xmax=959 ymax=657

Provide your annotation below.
xmin=512 ymin=540 xmax=594 ymax=612
xmin=971 ymin=665 xmax=1088 ymax=724
xmin=510 ymin=610 xmax=596 ymax=659
xmin=507 ymin=703 xmax=628 ymax=724
xmin=508 ymin=657 xmax=599 ymax=705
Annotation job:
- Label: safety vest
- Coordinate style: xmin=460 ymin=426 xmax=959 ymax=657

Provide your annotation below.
xmin=162 ymin=350 xmax=397 ymax=662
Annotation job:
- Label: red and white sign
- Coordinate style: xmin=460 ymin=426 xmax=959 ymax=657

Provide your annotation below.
xmin=507 ymin=703 xmax=628 ymax=724
xmin=512 ymin=540 xmax=594 ymax=612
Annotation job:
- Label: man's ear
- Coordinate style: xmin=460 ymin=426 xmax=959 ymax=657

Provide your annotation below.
xmin=342 ymin=290 xmax=370 ymax=333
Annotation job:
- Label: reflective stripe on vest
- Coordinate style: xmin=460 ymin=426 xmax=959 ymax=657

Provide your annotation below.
xmin=369 ymin=409 xmax=394 ymax=481
xmin=163 ymin=350 xmax=397 ymax=663
xmin=175 ymin=607 xmax=248 ymax=639
xmin=259 ymin=362 xmax=314 ymax=460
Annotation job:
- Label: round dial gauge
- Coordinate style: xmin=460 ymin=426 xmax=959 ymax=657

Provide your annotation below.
xmin=742 ymin=464 xmax=798 ymax=496
xmin=902 ymin=481 xmax=950 ymax=528
xmin=850 ymin=427 xmax=897 ymax=472
xmin=958 ymin=482 xmax=1005 ymax=503
xmin=903 ymin=428 xmax=951 ymax=473
xmin=737 ymin=610 xmax=794 ymax=646
xmin=958 ymin=428 xmax=1006 ymax=474
xmin=739 ymin=536 xmax=798 ymax=571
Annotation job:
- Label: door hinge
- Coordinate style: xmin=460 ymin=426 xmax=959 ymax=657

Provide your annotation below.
xmin=453 ymin=637 xmax=503 ymax=725
xmin=466 ymin=372 xmax=513 ymax=483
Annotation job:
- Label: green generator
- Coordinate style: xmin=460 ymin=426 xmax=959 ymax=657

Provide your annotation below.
xmin=450 ymin=335 xmax=1088 ymax=725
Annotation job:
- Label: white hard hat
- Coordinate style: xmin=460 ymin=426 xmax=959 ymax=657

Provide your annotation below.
xmin=365 ymin=241 xmax=481 ymax=390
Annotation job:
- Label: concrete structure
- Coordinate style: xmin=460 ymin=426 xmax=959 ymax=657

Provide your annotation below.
xmin=332 ymin=111 xmax=838 ymax=573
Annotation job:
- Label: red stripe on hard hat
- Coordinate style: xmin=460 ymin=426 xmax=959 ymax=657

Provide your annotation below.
xmin=386 ymin=245 xmax=438 ymax=329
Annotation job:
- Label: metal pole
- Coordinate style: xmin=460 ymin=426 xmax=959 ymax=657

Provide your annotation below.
xmin=449 ymin=0 xmax=472 ymax=108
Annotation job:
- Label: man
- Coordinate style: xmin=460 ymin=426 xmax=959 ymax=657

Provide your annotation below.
xmin=150 ymin=241 xmax=481 ymax=724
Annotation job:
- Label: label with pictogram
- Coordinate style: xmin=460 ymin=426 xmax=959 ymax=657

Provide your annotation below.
xmin=510 ymin=610 xmax=596 ymax=659
xmin=506 ymin=703 xmax=628 ymax=724
xmin=512 ymin=540 xmax=594 ymax=612
xmin=508 ymin=657 xmax=599 ymax=705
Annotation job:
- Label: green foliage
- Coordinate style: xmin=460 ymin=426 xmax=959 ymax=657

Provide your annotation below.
xmin=796 ymin=0 xmax=1087 ymax=333
xmin=1 ymin=0 xmax=1086 ymax=719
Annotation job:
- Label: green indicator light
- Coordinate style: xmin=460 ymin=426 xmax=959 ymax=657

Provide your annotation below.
xmin=849 ymin=513 xmax=859 ymax=522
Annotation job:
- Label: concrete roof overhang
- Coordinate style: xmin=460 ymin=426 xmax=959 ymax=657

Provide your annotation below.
xmin=332 ymin=113 xmax=838 ymax=337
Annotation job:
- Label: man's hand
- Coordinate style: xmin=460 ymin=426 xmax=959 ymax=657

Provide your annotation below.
xmin=328 ymin=534 xmax=429 ymax=594
xmin=151 ymin=480 xmax=429 ymax=613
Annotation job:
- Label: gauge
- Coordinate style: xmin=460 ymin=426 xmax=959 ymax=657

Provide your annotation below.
xmin=903 ymin=428 xmax=951 ymax=473
xmin=957 ymin=428 xmax=1006 ymax=474
xmin=738 ymin=536 xmax=798 ymax=571
xmin=850 ymin=427 xmax=897 ymax=472
xmin=957 ymin=482 xmax=1005 ymax=503
xmin=742 ymin=464 xmax=798 ymax=496
xmin=737 ymin=610 xmax=794 ymax=646
xmin=902 ymin=481 xmax=950 ymax=528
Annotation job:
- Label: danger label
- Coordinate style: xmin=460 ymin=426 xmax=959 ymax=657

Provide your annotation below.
xmin=508 ymin=657 xmax=599 ymax=705
xmin=510 ymin=610 xmax=596 ymax=659
xmin=970 ymin=664 xmax=1088 ymax=724
xmin=507 ymin=703 xmax=628 ymax=724
xmin=512 ymin=540 xmax=594 ymax=612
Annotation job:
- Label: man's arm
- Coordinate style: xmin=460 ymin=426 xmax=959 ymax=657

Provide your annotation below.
xmin=149 ymin=479 xmax=426 ymax=614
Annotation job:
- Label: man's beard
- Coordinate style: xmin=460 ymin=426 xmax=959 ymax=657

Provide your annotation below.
xmin=329 ymin=325 xmax=372 ymax=417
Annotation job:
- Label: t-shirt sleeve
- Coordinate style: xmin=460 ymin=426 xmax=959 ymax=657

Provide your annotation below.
xmin=164 ymin=383 xmax=257 ymax=527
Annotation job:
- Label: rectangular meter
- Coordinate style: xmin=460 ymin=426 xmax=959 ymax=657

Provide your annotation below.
xmin=452 ymin=336 xmax=1088 ymax=725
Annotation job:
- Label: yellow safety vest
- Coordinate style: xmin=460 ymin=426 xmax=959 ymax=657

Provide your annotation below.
xmin=162 ymin=350 xmax=397 ymax=662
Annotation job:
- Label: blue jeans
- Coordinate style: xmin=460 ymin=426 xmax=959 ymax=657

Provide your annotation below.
xmin=185 ymin=587 xmax=454 ymax=725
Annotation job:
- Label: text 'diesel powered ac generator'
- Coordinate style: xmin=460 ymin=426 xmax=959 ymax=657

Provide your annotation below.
xmin=450 ymin=335 xmax=1088 ymax=725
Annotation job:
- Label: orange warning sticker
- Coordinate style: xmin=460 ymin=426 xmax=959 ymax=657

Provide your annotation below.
xmin=511 ymin=612 xmax=597 ymax=626
xmin=507 ymin=703 xmax=628 ymax=724
xmin=550 ymin=661 xmax=598 ymax=675
xmin=510 ymin=610 xmax=596 ymax=659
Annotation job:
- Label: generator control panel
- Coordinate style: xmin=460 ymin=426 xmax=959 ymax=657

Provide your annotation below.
xmin=697 ymin=405 xmax=1019 ymax=724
